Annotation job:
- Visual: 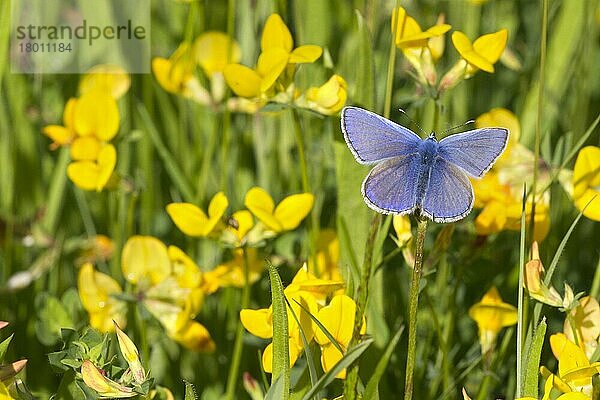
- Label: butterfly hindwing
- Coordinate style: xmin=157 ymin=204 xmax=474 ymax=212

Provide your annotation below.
xmin=420 ymin=156 xmax=474 ymax=223
xmin=361 ymin=154 xmax=420 ymax=214
xmin=341 ymin=106 xmax=422 ymax=165
xmin=437 ymin=127 xmax=509 ymax=177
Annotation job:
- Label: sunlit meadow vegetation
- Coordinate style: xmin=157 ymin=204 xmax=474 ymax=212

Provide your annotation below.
xmin=1 ymin=0 xmax=599 ymax=399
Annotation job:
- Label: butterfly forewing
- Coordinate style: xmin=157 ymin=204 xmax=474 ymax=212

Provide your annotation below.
xmin=420 ymin=157 xmax=474 ymax=223
xmin=342 ymin=106 xmax=422 ymax=165
xmin=437 ymin=128 xmax=509 ymax=177
xmin=361 ymin=154 xmax=420 ymax=214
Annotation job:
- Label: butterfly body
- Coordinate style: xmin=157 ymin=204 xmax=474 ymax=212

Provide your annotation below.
xmin=341 ymin=106 xmax=509 ymax=223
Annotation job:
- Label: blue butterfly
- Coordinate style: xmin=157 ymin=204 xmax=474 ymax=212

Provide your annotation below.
xmin=341 ymin=106 xmax=509 ymax=223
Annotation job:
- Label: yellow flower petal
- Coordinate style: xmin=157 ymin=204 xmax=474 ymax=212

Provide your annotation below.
xmin=73 ymin=91 xmax=120 ymax=141
xmin=240 ymin=308 xmax=273 ymax=339
xmin=226 ymin=210 xmax=255 ymax=242
xmin=79 ymin=64 xmax=131 ymax=99
xmin=261 ymin=339 xmax=302 ymax=373
xmin=202 ymin=248 xmax=264 ymax=292
xmin=244 ymin=187 xmax=278 ymax=229
xmin=573 ymin=146 xmax=600 ymax=221
xmin=42 ymin=125 xmax=73 ymax=146
xmin=289 ymin=45 xmax=322 ymax=63
xmin=261 ymin=13 xmax=293 ymax=53
xmin=121 ymin=236 xmax=171 ymax=286
xmin=152 ymin=57 xmax=180 ymax=94
xmin=273 ymin=193 xmax=314 ymax=231
xmin=208 ymin=191 xmax=229 ymax=221
xmin=70 ymin=136 xmax=102 ymax=161
xmin=166 ymin=203 xmax=210 ymax=236
xmin=256 ymin=48 xmax=289 ymax=92
xmin=452 ymin=29 xmax=508 ymax=73
xmin=63 ymin=97 xmax=77 ymax=130
xmin=321 ymin=344 xmax=345 ymax=379
xmin=170 ymin=320 xmax=215 ymax=352
xmin=77 ymin=262 xmax=125 ymax=333
xmin=81 ymin=360 xmax=136 ymax=398
xmin=469 ymin=286 xmax=517 ymax=333
xmin=67 ymin=144 xmax=116 ymax=191
xmin=550 ymin=333 xmax=592 ymax=378
xmin=393 ymin=215 xmax=412 ymax=246
xmin=314 ymin=294 xmax=357 ymax=347
xmin=223 ymin=64 xmax=262 ymax=98
xmin=193 ymin=31 xmax=241 ymax=77
xmin=168 ymin=245 xmax=203 ymax=288
xmin=392 ymin=7 xmax=451 ymax=48
xmin=114 ymin=322 xmax=145 ymax=384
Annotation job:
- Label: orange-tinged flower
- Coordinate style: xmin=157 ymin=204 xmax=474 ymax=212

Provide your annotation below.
xmin=114 ymin=322 xmax=145 ymax=384
xmin=166 ymin=192 xmax=229 ymax=238
xmin=524 ymin=241 xmax=562 ymax=307
xmin=202 ymin=248 xmax=264 ymax=294
xmin=452 ymin=29 xmax=508 ymax=73
xmin=572 ymin=146 xmax=600 ymax=221
xmin=244 ymin=187 xmax=314 ymax=233
xmin=81 ymin=360 xmax=135 ymax=398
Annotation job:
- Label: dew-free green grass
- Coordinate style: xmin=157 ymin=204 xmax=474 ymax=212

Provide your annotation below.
xmin=1 ymin=1 xmax=599 ymax=399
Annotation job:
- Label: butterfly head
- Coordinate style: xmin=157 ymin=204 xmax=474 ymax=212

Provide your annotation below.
xmin=427 ymin=132 xmax=437 ymax=141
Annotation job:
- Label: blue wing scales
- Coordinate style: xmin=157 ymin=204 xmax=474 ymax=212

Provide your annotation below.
xmin=437 ymin=128 xmax=509 ymax=177
xmin=341 ymin=106 xmax=422 ymax=165
xmin=361 ymin=154 xmax=421 ymax=214
xmin=420 ymin=157 xmax=474 ymax=223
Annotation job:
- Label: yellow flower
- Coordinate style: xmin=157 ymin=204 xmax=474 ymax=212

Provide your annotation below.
xmin=193 ymin=31 xmax=241 ymax=77
xmin=78 ymin=262 xmax=127 ymax=333
xmin=121 ymin=236 xmax=214 ymax=352
xmin=295 ymin=74 xmax=347 ymax=115
xmin=542 ymin=333 xmax=600 ymax=397
xmin=114 ymin=322 xmax=145 ymax=384
xmin=392 ymin=7 xmax=451 ymax=86
xmin=468 ymin=287 xmax=517 ymax=355
xmin=314 ymin=294 xmax=366 ymax=379
xmin=392 ymin=7 xmax=451 ymax=49
xmin=244 ymin=187 xmax=314 ymax=233
xmin=285 ymin=263 xmax=344 ymax=306
xmin=452 ymin=29 xmax=508 ymax=74
xmin=152 ymin=42 xmax=211 ymax=105
xmin=224 ymin=13 xmax=322 ymax=102
xmin=393 ymin=215 xmax=412 ymax=247
xmin=564 ymin=296 xmax=600 ymax=359
xmin=308 ymin=229 xmax=343 ymax=283
xmin=202 ymin=248 xmax=264 ymax=294
xmin=67 ymin=144 xmax=117 ymax=191
xmin=77 ymin=234 xmax=115 ymax=265
xmin=166 ymin=192 xmax=228 ymax=238
xmin=471 ymin=109 xmax=551 ymax=241
xmin=42 ymin=98 xmax=77 ymax=148
xmin=220 ymin=210 xmax=255 ymax=247
xmin=572 ymin=146 xmax=600 ymax=221
xmin=81 ymin=360 xmax=135 ymax=398
xmin=79 ymin=64 xmax=131 ymax=99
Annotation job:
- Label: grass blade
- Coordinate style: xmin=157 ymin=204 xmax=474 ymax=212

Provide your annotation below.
xmin=363 ymin=325 xmax=405 ymax=399
xmin=267 ymin=261 xmax=290 ymax=400
xmin=523 ymin=318 xmax=547 ymax=398
xmin=300 ymin=338 xmax=374 ymax=400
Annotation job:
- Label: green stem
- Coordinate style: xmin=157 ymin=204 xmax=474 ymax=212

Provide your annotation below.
xmin=344 ymin=212 xmax=382 ymax=399
xmin=41 ymin=147 xmax=70 ymax=235
xmin=528 ymin=0 xmax=548 ymax=243
xmin=590 ymin=256 xmax=600 ymax=299
xmin=291 ymin=109 xmax=310 ymax=193
xmin=516 ymin=188 xmax=527 ymax=397
xmin=224 ymin=246 xmax=252 ymax=400
xmin=404 ymin=218 xmax=428 ymax=400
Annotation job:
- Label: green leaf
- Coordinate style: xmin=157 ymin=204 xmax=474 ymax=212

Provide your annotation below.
xmin=363 ymin=325 xmax=405 ymax=399
xmin=0 ymin=333 xmax=13 ymax=361
xmin=334 ymin=141 xmax=370 ymax=293
xmin=264 ymin=375 xmax=283 ymax=400
xmin=184 ymin=380 xmax=198 ymax=400
xmin=267 ymin=261 xmax=290 ymax=400
xmin=300 ymin=338 xmax=374 ymax=400
xmin=55 ymin=370 xmax=87 ymax=400
xmin=354 ymin=10 xmax=375 ymax=110
xmin=35 ymin=292 xmax=75 ymax=346
xmin=523 ymin=318 xmax=547 ymax=398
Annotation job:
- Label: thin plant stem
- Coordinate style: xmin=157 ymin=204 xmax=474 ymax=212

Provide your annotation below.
xmin=528 ymin=0 xmax=548 ymax=243
xmin=516 ymin=187 xmax=527 ymax=397
xmin=292 ymin=109 xmax=310 ymax=193
xmin=404 ymin=217 xmax=428 ymax=400
xmin=344 ymin=212 xmax=382 ymax=400
xmin=220 ymin=0 xmax=236 ymax=192
xmin=224 ymin=246 xmax=251 ymax=400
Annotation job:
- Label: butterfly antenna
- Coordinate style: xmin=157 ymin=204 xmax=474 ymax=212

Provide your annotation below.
xmin=440 ymin=119 xmax=475 ymax=135
xmin=398 ymin=109 xmax=428 ymax=136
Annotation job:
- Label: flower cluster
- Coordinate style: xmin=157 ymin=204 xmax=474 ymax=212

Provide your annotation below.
xmin=78 ymin=235 xmax=215 ymax=352
xmin=42 ymin=64 xmax=130 ymax=191
xmin=152 ymin=14 xmax=347 ymax=115
xmin=392 ymin=6 xmax=510 ymax=97
xmin=241 ymin=264 xmax=364 ymax=379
